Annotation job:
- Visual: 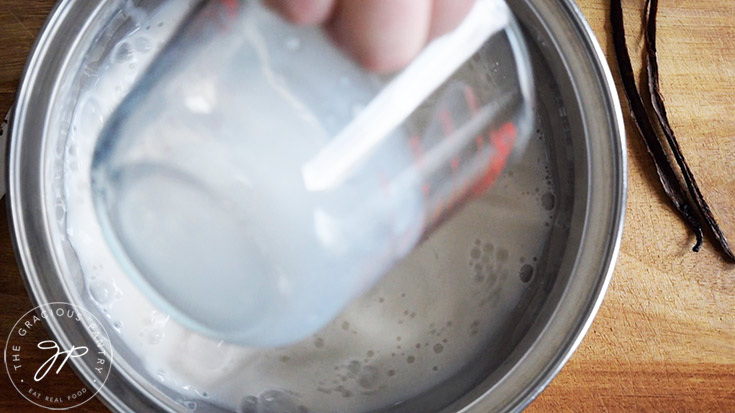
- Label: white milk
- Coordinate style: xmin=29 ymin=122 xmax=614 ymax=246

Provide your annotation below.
xmin=89 ymin=1 xmax=422 ymax=346
xmin=89 ymin=0 xmax=519 ymax=347
xmin=62 ymin=1 xmax=557 ymax=412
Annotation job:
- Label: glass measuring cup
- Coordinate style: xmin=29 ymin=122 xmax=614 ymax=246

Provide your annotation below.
xmin=91 ymin=0 xmax=534 ymax=347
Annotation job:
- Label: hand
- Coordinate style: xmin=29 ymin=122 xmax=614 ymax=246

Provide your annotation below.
xmin=265 ymin=0 xmax=476 ymax=73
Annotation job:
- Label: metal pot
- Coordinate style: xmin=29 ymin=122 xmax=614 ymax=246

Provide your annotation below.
xmin=5 ymin=0 xmax=625 ymax=411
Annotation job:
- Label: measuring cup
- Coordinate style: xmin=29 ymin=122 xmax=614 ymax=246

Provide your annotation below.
xmin=91 ymin=0 xmax=534 ymax=346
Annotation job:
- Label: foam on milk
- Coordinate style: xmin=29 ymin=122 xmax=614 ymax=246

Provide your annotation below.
xmin=62 ymin=1 xmax=558 ymax=411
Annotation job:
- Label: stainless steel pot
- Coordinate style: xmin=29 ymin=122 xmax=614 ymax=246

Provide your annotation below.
xmin=5 ymin=0 xmax=625 ymax=411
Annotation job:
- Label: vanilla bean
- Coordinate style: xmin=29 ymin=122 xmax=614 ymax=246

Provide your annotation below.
xmin=610 ymin=0 xmax=704 ymax=251
xmin=643 ymin=0 xmax=735 ymax=262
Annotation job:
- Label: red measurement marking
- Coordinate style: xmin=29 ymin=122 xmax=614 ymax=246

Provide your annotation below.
xmin=492 ymin=122 xmax=517 ymax=150
xmin=463 ymin=86 xmax=478 ymax=113
xmin=472 ymin=122 xmax=517 ymax=196
xmin=451 ymin=157 xmax=460 ymax=171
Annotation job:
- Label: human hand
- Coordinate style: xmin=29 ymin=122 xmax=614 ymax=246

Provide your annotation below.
xmin=265 ymin=0 xmax=476 ymax=73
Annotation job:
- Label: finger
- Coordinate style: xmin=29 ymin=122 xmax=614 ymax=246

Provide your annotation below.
xmin=428 ymin=0 xmax=476 ymax=39
xmin=329 ymin=0 xmax=433 ymax=73
xmin=265 ymin=0 xmax=337 ymax=25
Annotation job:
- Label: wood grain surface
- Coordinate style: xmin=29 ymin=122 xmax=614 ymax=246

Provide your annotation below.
xmin=1 ymin=0 xmax=734 ymax=411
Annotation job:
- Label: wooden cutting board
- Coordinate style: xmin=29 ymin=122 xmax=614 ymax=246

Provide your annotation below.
xmin=527 ymin=0 xmax=735 ymax=411
xmin=1 ymin=0 xmax=733 ymax=411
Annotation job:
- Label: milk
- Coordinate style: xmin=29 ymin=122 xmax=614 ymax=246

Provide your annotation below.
xmin=89 ymin=0 xmax=434 ymax=346
xmin=62 ymin=1 xmax=556 ymax=411
xmin=90 ymin=0 xmax=525 ymax=347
